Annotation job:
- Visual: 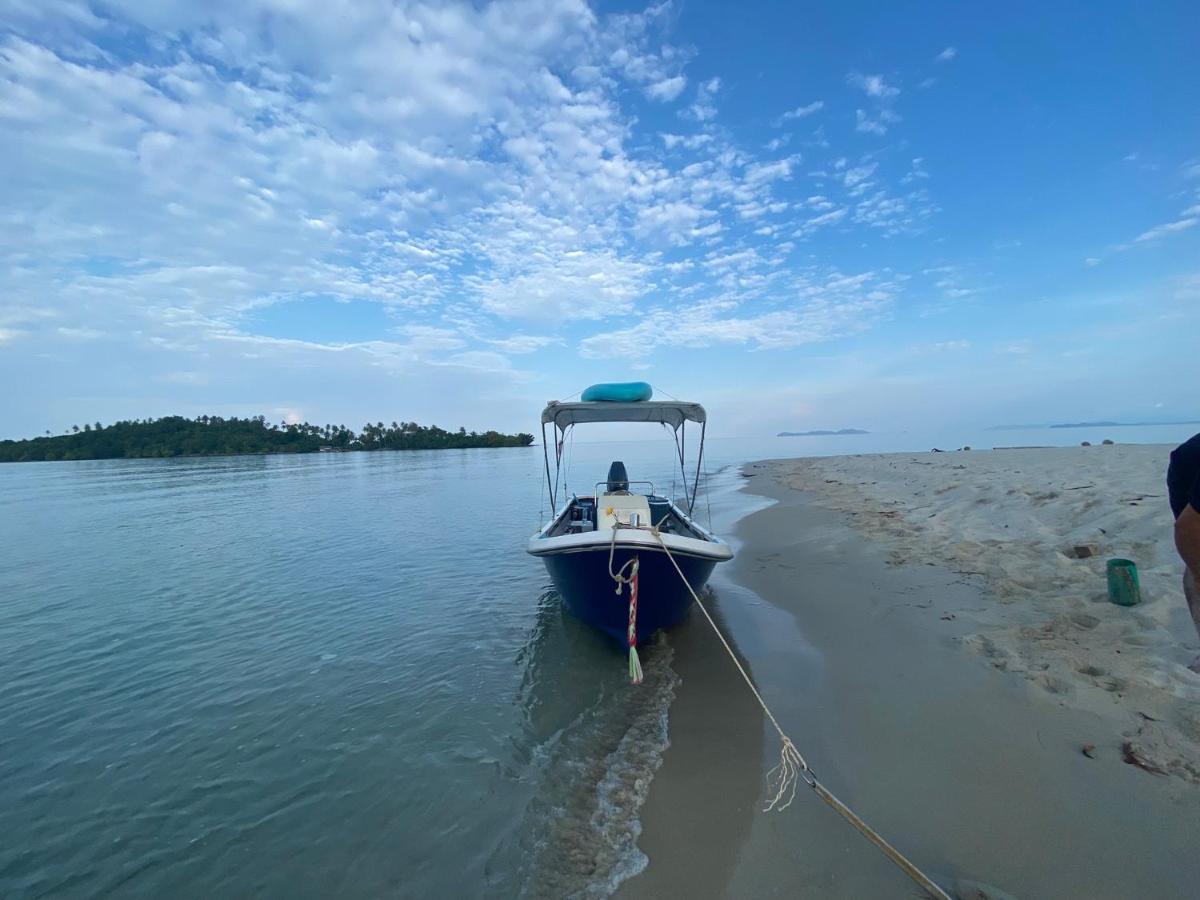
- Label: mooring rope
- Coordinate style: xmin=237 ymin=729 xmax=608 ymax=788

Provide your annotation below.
xmin=608 ymin=525 xmax=643 ymax=684
xmin=610 ymin=523 xmax=952 ymax=900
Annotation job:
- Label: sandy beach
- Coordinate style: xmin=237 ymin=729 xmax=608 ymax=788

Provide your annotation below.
xmin=623 ymin=445 xmax=1200 ymax=899
xmin=771 ymin=444 xmax=1200 ymax=784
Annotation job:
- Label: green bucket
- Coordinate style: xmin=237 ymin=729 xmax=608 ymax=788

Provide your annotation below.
xmin=1106 ymin=558 xmax=1141 ymax=607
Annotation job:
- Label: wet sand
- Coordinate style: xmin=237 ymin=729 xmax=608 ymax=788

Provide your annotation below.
xmin=621 ymin=461 xmax=1200 ymax=899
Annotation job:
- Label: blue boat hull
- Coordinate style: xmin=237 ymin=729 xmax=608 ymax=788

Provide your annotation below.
xmin=541 ymin=546 xmax=717 ymax=645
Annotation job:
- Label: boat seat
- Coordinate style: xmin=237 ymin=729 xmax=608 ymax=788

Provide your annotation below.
xmin=598 ymin=493 xmax=651 ymax=530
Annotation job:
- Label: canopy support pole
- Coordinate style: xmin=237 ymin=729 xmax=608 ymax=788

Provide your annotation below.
xmin=541 ymin=422 xmax=556 ymax=512
xmin=688 ymin=421 xmax=707 ymax=515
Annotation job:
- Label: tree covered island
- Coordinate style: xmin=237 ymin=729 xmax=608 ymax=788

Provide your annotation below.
xmin=0 ymin=416 xmax=535 ymax=463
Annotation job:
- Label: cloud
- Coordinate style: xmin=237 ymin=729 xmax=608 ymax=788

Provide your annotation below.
xmin=483 ymin=334 xmax=557 ymax=354
xmin=855 ymin=108 xmax=899 ymax=135
xmin=56 ymin=326 xmax=106 ymax=340
xmin=0 ymin=0 xmax=961 ymax=436
xmin=795 ymin=208 xmax=847 ymax=238
xmin=580 ymin=268 xmax=899 ymax=359
xmin=683 ymin=76 xmax=720 ymax=121
xmin=780 ymin=100 xmax=824 ymax=121
xmin=1131 ymin=217 xmax=1198 ymax=244
xmin=660 ymin=132 xmax=713 ymax=150
xmin=935 ymin=47 xmax=957 ymax=63
xmin=848 ymin=72 xmax=900 ymax=135
xmin=847 ymin=72 xmax=899 ymax=100
xmin=472 ymin=249 xmax=648 ymax=321
xmin=842 ymin=162 xmax=878 ymax=193
xmin=394 ymin=325 xmax=467 ymax=352
xmin=900 ymin=157 xmax=930 ymax=183
xmin=646 ymin=74 xmax=687 ymax=101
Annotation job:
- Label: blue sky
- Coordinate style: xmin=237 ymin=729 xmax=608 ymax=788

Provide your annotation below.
xmin=1 ymin=0 xmax=1197 ymax=440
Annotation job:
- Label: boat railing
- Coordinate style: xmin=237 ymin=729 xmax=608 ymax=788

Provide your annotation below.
xmin=593 ymin=480 xmax=655 ymax=497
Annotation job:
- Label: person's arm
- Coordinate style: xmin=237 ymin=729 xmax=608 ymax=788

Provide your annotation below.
xmin=1176 ymin=504 xmax=1200 ymax=578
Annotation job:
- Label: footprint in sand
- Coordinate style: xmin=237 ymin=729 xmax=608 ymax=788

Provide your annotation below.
xmin=1040 ymin=674 xmax=1073 ymax=695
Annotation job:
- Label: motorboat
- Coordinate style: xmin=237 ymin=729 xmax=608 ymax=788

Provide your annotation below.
xmin=527 ymin=384 xmax=733 ymax=649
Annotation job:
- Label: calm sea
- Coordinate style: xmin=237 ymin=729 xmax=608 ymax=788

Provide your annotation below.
xmin=1 ymin=423 xmax=1193 ymax=897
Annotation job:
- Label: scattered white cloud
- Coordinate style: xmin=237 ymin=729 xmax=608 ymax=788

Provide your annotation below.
xmin=646 ymin=74 xmax=687 ymax=101
xmin=921 ymin=265 xmax=981 ymax=304
xmin=900 ymin=157 xmax=930 ymax=184
xmin=55 ymin=326 xmax=106 ymax=340
xmin=472 ymin=249 xmax=648 ymax=321
xmin=935 ymin=47 xmax=957 ymax=63
xmin=683 ymin=76 xmax=721 ymax=121
xmin=1132 ymin=217 xmax=1198 ymax=244
xmin=842 ymin=162 xmax=878 ymax=194
xmin=394 ymin=325 xmax=467 ymax=352
xmin=483 ymin=334 xmax=557 ymax=354
xmin=580 ymin=268 xmax=899 ymax=359
xmin=0 ymin=0 xmax=987 ymax=435
xmin=795 ymin=207 xmax=847 ymax=238
xmin=856 ymin=107 xmax=899 ymax=135
xmin=780 ymin=100 xmax=824 ymax=121
xmin=660 ymin=132 xmax=714 ymax=150
xmin=848 ymin=72 xmax=900 ymax=135
xmin=847 ymin=72 xmax=899 ymax=100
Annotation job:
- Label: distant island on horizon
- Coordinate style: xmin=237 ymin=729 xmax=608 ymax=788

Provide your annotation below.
xmin=0 ymin=415 xmax=534 ymax=463
xmin=989 ymin=419 xmax=1200 ymax=431
xmin=777 ymin=428 xmax=870 ymax=437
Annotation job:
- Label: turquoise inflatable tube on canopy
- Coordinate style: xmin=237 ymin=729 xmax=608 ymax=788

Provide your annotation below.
xmin=581 ymin=382 xmax=653 ymax=403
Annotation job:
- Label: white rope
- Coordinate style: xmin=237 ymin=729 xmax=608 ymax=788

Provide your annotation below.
xmin=608 ymin=525 xmax=644 ymax=684
xmin=638 ymin=524 xmax=953 ymax=900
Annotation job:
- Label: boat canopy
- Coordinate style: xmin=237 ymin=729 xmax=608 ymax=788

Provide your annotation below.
xmin=541 ymin=400 xmax=706 ymax=430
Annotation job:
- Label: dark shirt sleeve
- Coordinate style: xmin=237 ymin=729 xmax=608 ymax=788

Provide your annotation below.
xmin=1168 ymin=434 xmax=1200 ymax=519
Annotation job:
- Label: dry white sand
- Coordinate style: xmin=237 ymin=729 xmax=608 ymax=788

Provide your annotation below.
xmin=772 ymin=443 xmax=1200 ymax=784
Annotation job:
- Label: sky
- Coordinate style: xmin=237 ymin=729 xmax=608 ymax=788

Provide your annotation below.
xmin=1 ymin=0 xmax=1198 ymax=441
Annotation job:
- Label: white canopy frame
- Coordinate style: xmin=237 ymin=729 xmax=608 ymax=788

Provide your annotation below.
xmin=540 ymin=400 xmax=708 ymax=516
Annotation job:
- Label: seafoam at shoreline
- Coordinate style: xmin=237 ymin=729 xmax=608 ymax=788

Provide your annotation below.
xmin=759 ymin=444 xmax=1200 ymax=784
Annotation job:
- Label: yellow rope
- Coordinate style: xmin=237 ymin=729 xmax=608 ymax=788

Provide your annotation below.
xmin=640 ymin=524 xmax=953 ymax=900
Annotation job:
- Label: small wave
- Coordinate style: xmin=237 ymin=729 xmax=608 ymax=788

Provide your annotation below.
xmin=491 ymin=636 xmax=679 ymax=899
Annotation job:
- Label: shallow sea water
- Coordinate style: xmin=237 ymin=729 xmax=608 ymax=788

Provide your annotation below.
xmin=0 ymin=437 xmax=770 ymax=898
xmin=1 ymin=424 xmax=1193 ymax=897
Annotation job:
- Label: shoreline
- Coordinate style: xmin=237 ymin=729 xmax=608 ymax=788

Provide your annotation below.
xmin=623 ymin=452 xmax=1200 ymax=898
